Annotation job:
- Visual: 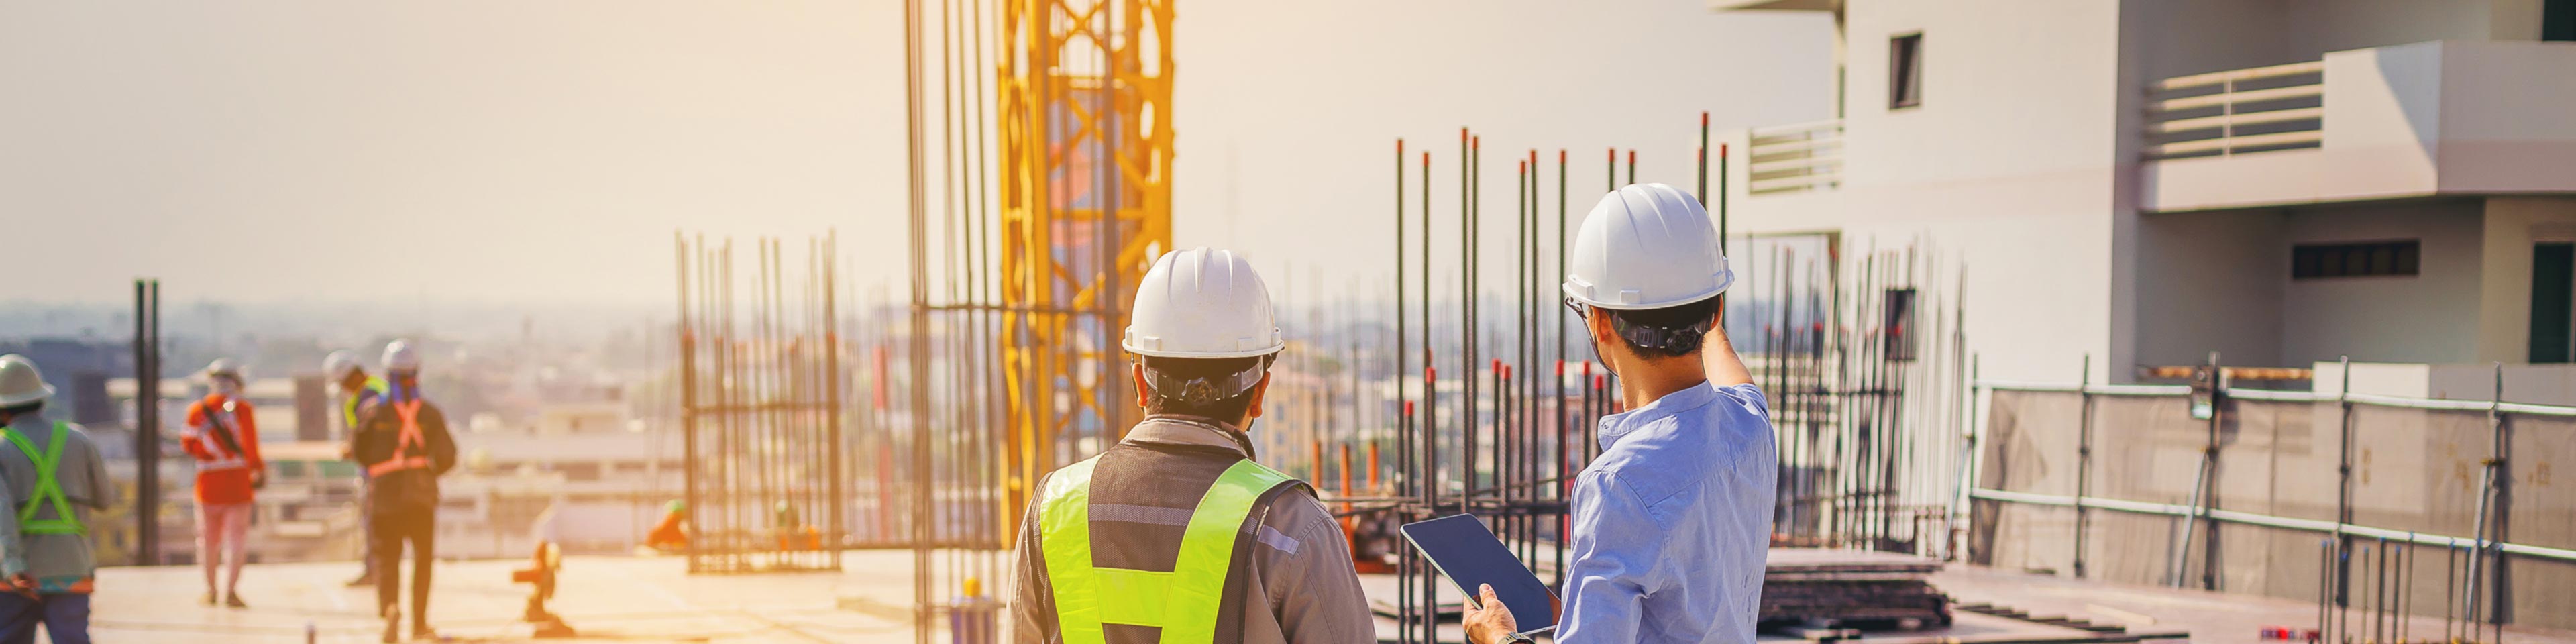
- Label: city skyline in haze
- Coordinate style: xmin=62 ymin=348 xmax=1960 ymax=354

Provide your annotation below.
xmin=3 ymin=1 xmax=1833 ymax=312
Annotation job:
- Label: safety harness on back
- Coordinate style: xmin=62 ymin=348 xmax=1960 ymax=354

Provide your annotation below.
xmin=2 ymin=422 xmax=85 ymax=535
xmin=1038 ymin=452 xmax=1300 ymax=644
xmin=367 ymin=397 xmax=433 ymax=477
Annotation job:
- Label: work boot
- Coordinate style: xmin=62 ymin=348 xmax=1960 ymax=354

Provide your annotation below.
xmin=345 ymin=572 xmax=376 ymax=588
xmin=382 ymin=606 xmax=402 ymax=644
xmin=412 ymin=624 xmax=439 ymax=641
xmin=201 ymin=590 xmax=216 ymax=606
xmin=225 ymin=591 xmax=248 ymax=609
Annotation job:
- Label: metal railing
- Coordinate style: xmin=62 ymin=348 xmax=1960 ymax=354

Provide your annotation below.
xmin=2146 ymin=60 xmax=2324 ymax=160
xmin=1967 ymin=372 xmax=2561 ymax=638
xmin=1748 ymin=119 xmax=1843 ymax=195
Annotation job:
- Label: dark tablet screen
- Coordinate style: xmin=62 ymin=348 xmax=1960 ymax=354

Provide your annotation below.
xmin=1399 ymin=514 xmax=1557 ymax=634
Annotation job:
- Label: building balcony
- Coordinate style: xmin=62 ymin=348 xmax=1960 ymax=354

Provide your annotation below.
xmin=2142 ymin=40 xmax=2576 ymax=213
xmin=1748 ymin=119 xmax=1843 ymax=196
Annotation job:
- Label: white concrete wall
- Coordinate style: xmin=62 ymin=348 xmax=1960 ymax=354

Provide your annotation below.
xmin=1722 ymin=1 xmax=2558 ymax=382
xmin=2279 ymin=199 xmax=2486 ymax=366
xmin=2131 ymin=209 xmax=2288 ymax=368
xmin=1715 ymin=0 xmax=2127 ymax=384
xmin=2473 ymin=195 xmax=2576 ymax=362
xmin=2314 ymin=360 xmax=2576 ymax=404
xmin=2434 ymin=41 xmax=2576 ymax=192
xmin=2310 ymin=360 xmax=2436 ymax=398
xmin=2127 ymin=0 xmax=2544 ymax=84
xmin=2278 ymin=0 xmax=2530 ymax=52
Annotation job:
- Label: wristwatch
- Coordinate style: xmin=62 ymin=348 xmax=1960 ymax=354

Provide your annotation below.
xmin=1499 ymin=633 xmax=1537 ymax=644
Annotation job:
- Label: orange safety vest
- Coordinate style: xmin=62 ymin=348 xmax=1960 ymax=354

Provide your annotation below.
xmin=189 ymin=399 xmax=252 ymax=472
xmin=367 ymin=398 xmax=433 ymax=476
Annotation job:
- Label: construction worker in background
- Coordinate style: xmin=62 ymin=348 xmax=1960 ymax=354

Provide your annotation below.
xmin=326 ymin=350 xmax=389 ymax=588
xmin=1462 ymin=184 xmax=1777 ymax=644
xmin=1010 ymin=248 xmax=1373 ymax=644
xmin=643 ymin=500 xmax=688 ymax=553
xmin=0 ymin=354 xmax=110 ymax=644
xmin=512 ymin=497 xmax=573 ymax=637
xmin=351 ymin=341 xmax=458 ymax=643
xmin=182 ymin=358 xmax=264 ymax=608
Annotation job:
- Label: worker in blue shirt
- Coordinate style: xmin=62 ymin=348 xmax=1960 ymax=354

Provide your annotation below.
xmin=1465 ymin=183 xmax=1778 ymax=644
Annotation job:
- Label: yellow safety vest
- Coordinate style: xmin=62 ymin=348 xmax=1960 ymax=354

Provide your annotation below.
xmin=1037 ymin=455 xmax=1297 ymax=644
xmin=341 ymin=376 xmax=387 ymax=429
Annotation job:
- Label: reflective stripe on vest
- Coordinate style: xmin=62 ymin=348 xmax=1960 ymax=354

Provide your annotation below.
xmin=366 ymin=399 xmax=432 ymax=476
xmin=1038 ymin=456 xmax=1297 ymax=644
xmin=189 ymin=401 xmax=248 ymax=469
xmin=1 ymin=422 xmax=85 ymax=536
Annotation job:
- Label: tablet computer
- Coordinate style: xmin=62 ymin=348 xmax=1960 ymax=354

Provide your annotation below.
xmin=1399 ymin=514 xmax=1557 ymax=636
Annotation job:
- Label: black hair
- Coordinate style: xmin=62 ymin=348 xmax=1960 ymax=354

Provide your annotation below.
xmin=0 ymin=400 xmax=42 ymax=419
xmin=1608 ymin=297 xmax=1720 ymax=359
xmin=1140 ymin=355 xmax=1269 ymax=421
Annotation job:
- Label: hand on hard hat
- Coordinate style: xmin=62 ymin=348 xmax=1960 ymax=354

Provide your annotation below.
xmin=1562 ymin=184 xmax=1733 ymax=311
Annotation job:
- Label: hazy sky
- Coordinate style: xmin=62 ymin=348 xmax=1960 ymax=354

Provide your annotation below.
xmin=3 ymin=1 xmax=1831 ymax=311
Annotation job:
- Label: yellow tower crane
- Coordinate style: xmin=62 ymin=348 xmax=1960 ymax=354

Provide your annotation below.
xmin=994 ymin=0 xmax=1175 ymax=531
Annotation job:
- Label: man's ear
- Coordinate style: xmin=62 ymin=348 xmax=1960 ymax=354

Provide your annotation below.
xmin=1587 ymin=311 xmax=1619 ymax=348
xmin=1244 ymin=373 xmax=1273 ymax=422
xmin=1132 ymin=364 xmax=1151 ymax=409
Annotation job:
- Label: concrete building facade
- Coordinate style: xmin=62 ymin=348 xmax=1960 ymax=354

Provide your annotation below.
xmin=1712 ymin=0 xmax=2576 ymax=384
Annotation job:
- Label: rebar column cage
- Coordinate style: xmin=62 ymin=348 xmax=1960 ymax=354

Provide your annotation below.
xmin=995 ymin=0 xmax=1175 ymax=530
xmin=673 ymin=233 xmax=846 ymax=574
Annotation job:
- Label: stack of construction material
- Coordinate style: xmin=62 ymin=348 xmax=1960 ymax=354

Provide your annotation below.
xmin=1760 ymin=549 xmax=1952 ymax=629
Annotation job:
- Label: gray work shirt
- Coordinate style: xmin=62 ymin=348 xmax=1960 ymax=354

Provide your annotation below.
xmin=0 ymin=413 xmax=113 ymax=592
xmin=1011 ymin=415 xmax=1375 ymax=644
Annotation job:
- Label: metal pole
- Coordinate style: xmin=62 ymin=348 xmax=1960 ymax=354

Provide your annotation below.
xmin=901 ymin=0 xmax=934 ymax=635
xmin=1395 ymin=137 xmax=1407 ymax=512
xmin=674 ymin=235 xmax=701 ymax=572
xmin=2336 ymin=355 xmax=2354 ymax=611
xmin=1554 ymin=148 xmax=1570 ymax=586
xmin=2202 ymin=352 xmax=2224 ymax=590
xmin=2073 ymin=354 xmax=2094 ymax=578
xmin=2483 ymin=362 xmax=2510 ymax=635
xmin=133 ymin=278 xmax=160 ymax=565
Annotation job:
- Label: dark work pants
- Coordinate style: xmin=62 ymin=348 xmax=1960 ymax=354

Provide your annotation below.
xmin=356 ymin=478 xmax=375 ymax=578
xmin=371 ymin=504 xmax=436 ymax=629
xmin=0 ymin=592 xmax=89 ymax=644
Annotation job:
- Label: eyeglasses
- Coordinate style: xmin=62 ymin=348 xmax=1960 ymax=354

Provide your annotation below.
xmin=1562 ymin=295 xmax=1591 ymax=319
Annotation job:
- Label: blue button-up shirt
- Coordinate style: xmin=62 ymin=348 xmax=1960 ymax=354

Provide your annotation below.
xmin=1557 ymin=382 xmax=1777 ymax=643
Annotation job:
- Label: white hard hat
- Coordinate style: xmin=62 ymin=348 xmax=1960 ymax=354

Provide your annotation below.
xmin=382 ymin=340 xmax=422 ymax=372
xmin=0 ymin=354 xmax=55 ymax=407
xmin=323 ymin=350 xmax=363 ymax=380
xmin=202 ymin=358 xmax=244 ymax=381
xmin=1122 ymin=247 xmax=1285 ymax=359
xmin=1562 ymin=184 xmax=1734 ymax=310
